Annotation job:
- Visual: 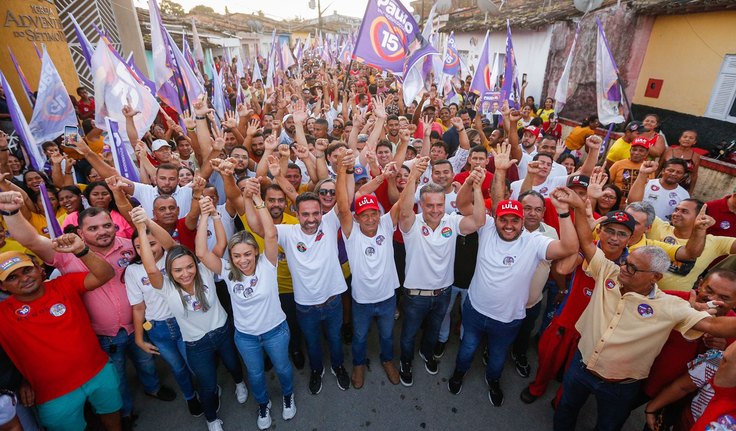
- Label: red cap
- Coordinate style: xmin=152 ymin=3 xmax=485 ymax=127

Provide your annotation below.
xmin=354 ymin=194 xmax=380 ymax=214
xmin=631 ymin=137 xmax=650 ymax=148
xmin=495 ymin=199 xmax=523 ymax=219
xmin=523 ymin=126 xmax=541 ymax=138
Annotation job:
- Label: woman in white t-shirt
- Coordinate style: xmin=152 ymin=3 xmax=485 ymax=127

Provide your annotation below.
xmin=136 ymin=197 xmax=247 ymax=431
xmin=196 ymin=186 xmax=295 ymax=430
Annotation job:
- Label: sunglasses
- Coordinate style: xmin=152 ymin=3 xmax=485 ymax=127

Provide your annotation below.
xmin=318 ymin=189 xmax=336 ymax=196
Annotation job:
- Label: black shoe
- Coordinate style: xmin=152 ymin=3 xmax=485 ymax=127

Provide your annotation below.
xmin=331 ymin=366 xmax=350 ymax=391
xmin=512 ymin=352 xmax=530 ymax=378
xmin=187 ymin=395 xmax=204 ymax=417
xmin=399 ymin=361 xmax=413 ymax=387
xmin=309 ymin=369 xmax=324 ymax=395
xmin=291 ymin=351 xmax=305 ymax=370
xmin=448 ymin=370 xmax=464 ymax=395
xmin=264 ymin=355 xmax=274 ymax=372
xmin=488 ymin=379 xmax=504 ymax=406
xmin=121 ymin=416 xmax=133 ymax=431
xmin=341 ymin=323 xmax=353 ymax=345
xmin=145 ymin=385 xmax=177 ymax=402
xmin=520 ymin=386 xmax=538 ymax=404
xmin=482 ymin=347 xmax=488 ymax=366
xmin=418 ymin=351 xmax=438 ymax=375
xmin=433 ymin=341 xmax=446 ymax=359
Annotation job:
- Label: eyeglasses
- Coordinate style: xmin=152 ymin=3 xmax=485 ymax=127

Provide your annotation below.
xmin=318 ymin=189 xmax=336 ymax=196
xmin=602 ymin=227 xmax=631 ymax=239
xmin=620 ymin=258 xmax=657 ymax=275
xmin=600 ymin=194 xmax=617 ymax=201
xmin=333 ymin=124 xmax=344 ymax=129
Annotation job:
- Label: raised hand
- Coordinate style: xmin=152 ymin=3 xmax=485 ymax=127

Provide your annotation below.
xmin=223 ymin=110 xmax=238 ymax=129
xmin=422 ymin=115 xmax=434 ymax=137
xmin=191 ymin=175 xmax=206 ymax=196
xmin=587 ymin=171 xmax=607 ymax=200
xmin=244 ymin=177 xmax=260 ymax=200
xmin=639 ymin=160 xmax=658 ymax=176
xmin=264 ymin=134 xmax=279 ymax=152
xmin=181 ymin=111 xmax=196 ymax=130
xmin=450 ymin=116 xmax=464 ymax=130
xmin=293 ymin=144 xmax=310 ymax=160
xmin=122 ymin=105 xmax=140 ymax=118
xmin=192 ymin=94 xmax=210 ymax=117
xmin=549 ymin=187 xmax=573 ymax=213
xmin=199 ymin=196 xmax=216 ymax=216
xmin=382 ymin=162 xmax=398 ymax=179
xmin=0 ymin=191 xmax=23 ymax=212
xmin=129 ymin=206 xmax=149 ymax=230
xmin=585 ymin=134 xmax=603 ymax=154
xmin=527 ymin=160 xmax=541 ymax=176
xmin=694 ymin=204 xmax=715 ymax=231
xmin=314 ymin=138 xmax=329 ymax=153
xmin=412 ymin=156 xmax=430 ymax=177
xmin=105 ymin=175 xmax=126 ymax=192
xmin=267 ymin=155 xmax=281 ymax=177
xmin=51 ymin=233 xmax=86 ymax=255
xmin=373 ymin=97 xmax=387 ymax=119
xmin=493 ymin=142 xmax=517 ymax=171
xmin=246 ymin=118 xmax=261 ymax=137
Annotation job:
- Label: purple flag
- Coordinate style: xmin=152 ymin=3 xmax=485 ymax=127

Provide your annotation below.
xmin=148 ymin=0 xmax=187 ymax=116
xmin=443 ymin=32 xmax=461 ymax=77
xmin=105 ymin=117 xmax=140 ymax=182
xmin=501 ymin=21 xmax=520 ymax=109
xmin=596 ymin=18 xmax=625 ymax=125
xmin=70 ymin=15 xmax=95 ymax=68
xmin=127 ymin=56 xmax=157 ymax=96
xmin=0 ymin=72 xmax=45 ymax=170
xmin=469 ymin=31 xmax=492 ymax=97
xmin=38 ymin=183 xmax=62 ymax=239
xmin=8 ymin=48 xmax=35 ymax=108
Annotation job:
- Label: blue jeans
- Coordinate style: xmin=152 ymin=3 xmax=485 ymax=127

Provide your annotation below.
xmin=438 ymin=286 xmax=468 ymax=343
xmin=185 ymin=323 xmax=244 ymax=422
xmin=147 ymin=318 xmax=196 ymax=400
xmin=352 ymin=295 xmax=396 ymax=365
xmin=234 ymin=320 xmax=294 ymax=406
xmin=554 ymin=350 xmax=641 ymax=431
xmin=400 ymin=287 xmax=451 ymax=364
xmin=296 ymin=294 xmax=344 ymax=372
xmin=455 ymin=299 xmax=523 ymax=381
xmin=98 ymin=328 xmax=160 ymax=417
xmin=540 ymin=279 xmax=562 ymax=336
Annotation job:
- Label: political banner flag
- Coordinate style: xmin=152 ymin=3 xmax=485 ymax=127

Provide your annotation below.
xmin=148 ymin=0 xmax=186 ymax=116
xmin=0 ymin=72 xmax=45 ymax=170
xmin=127 ymin=54 xmax=157 ymax=96
xmin=29 ymin=46 xmax=78 ymax=144
xmin=70 ymin=14 xmax=95 ymax=68
xmin=501 ymin=21 xmax=520 ymax=109
xmin=596 ymin=19 xmax=625 ymax=125
xmin=38 ymin=183 xmax=62 ymax=239
xmin=105 ymin=117 xmax=140 ymax=183
xmin=8 ymin=47 xmax=36 ymax=107
xmin=443 ymin=32 xmax=461 ymax=77
xmin=554 ymin=25 xmax=580 ymax=115
xmin=191 ymin=18 xmax=205 ymax=66
xmin=469 ymin=31 xmax=491 ymax=97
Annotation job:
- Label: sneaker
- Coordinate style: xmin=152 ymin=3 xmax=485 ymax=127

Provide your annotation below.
xmin=488 ymin=379 xmax=504 ymax=406
xmin=351 ymin=364 xmax=365 ymax=389
xmin=382 ymin=361 xmax=400 ymax=385
xmin=282 ymin=394 xmax=296 ymax=420
xmin=145 ymin=385 xmax=177 ymax=401
xmin=341 ymin=323 xmax=353 ymax=344
xmin=448 ymin=370 xmax=464 ymax=395
xmin=418 ymin=351 xmax=439 ymax=375
xmin=256 ymin=401 xmax=272 ymax=430
xmin=331 ymin=366 xmax=350 ymax=391
xmin=187 ymin=395 xmax=204 ymax=417
xmin=433 ymin=341 xmax=446 ymax=359
xmin=399 ymin=361 xmax=413 ymax=387
xmin=235 ymin=382 xmax=248 ymax=404
xmin=207 ymin=419 xmax=224 ymax=431
xmin=309 ymin=369 xmax=324 ymax=395
xmin=291 ymin=351 xmax=305 ymax=370
xmin=512 ymin=352 xmax=530 ymax=378
xmin=520 ymin=386 xmax=538 ymax=404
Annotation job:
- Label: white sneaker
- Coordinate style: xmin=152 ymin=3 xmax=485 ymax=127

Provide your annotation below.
xmin=235 ymin=382 xmax=248 ymax=404
xmin=206 ymin=419 xmax=224 ymax=431
xmin=282 ymin=394 xmax=296 ymax=420
xmin=257 ymin=401 xmax=272 ymax=430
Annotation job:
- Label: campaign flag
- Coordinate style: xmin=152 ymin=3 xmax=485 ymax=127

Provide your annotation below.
xmin=166 ymin=30 xmax=205 ymax=110
xmin=443 ymin=32 xmax=461 ymax=77
xmin=105 ymin=117 xmax=140 ymax=183
xmin=0 ymin=73 xmax=45 ymax=170
xmin=469 ymin=31 xmax=492 ymax=97
xmin=211 ymin=61 xmax=226 ymax=120
xmin=352 ymin=0 xmax=433 ymax=79
xmin=7 ymin=47 xmax=35 ymax=107
xmin=29 ymin=46 xmax=78 ymax=144
xmin=501 ymin=21 xmax=520 ymax=109
xmin=126 ymin=54 xmax=157 ymax=97
xmin=70 ymin=15 xmax=95 ymax=68
xmin=293 ymin=39 xmax=303 ymax=64
xmin=91 ymin=41 xmax=159 ymax=140
xmin=38 ymin=183 xmax=62 ymax=239
xmin=401 ymin=38 xmax=440 ymax=106
xmin=182 ymin=38 xmax=205 ymax=85
xmin=252 ymin=59 xmax=263 ymax=83
xmin=280 ymin=41 xmax=295 ymax=70
xmin=338 ymin=39 xmax=353 ymax=66
xmin=148 ymin=0 xmax=186 ymax=116
xmin=191 ymin=19 xmax=206 ymax=66
xmin=236 ymin=54 xmax=245 ymax=79
xmin=596 ymin=19 xmax=625 ymax=125
xmin=554 ymin=25 xmax=580 ymax=115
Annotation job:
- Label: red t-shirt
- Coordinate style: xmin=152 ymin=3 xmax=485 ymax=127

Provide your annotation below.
xmin=706 ymin=196 xmax=736 ymax=238
xmin=454 ymin=171 xmax=493 ymax=200
xmin=689 ymin=383 xmax=736 ymax=430
xmin=171 ymin=218 xmax=196 ymax=252
xmin=557 ymin=263 xmax=595 ymax=330
xmin=0 ymin=273 xmax=108 ymax=403
xmin=542 ymin=198 xmax=599 ymax=235
xmin=77 ymin=98 xmax=95 ymax=119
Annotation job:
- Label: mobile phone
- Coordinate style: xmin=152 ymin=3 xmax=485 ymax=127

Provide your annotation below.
xmin=63 ymin=125 xmax=78 ymax=147
xmin=522 ymin=73 xmax=528 ymax=84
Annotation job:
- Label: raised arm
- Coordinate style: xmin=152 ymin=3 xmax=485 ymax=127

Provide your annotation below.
xmin=195 ymin=196 xmax=225 ymax=274
xmin=398 ymin=156 xmax=429 ymax=232
xmin=242 ymin=177 xmax=265 ymax=238
xmin=626 ymin=160 xmax=657 ymax=205
xmin=122 ymin=105 xmax=140 ymax=146
xmin=578 ymin=135 xmax=603 ymax=177
xmin=502 ymin=101 xmax=523 ymax=164
xmin=133 ymin=217 xmax=163 ymax=289
xmin=545 ymin=187 xmax=580 ymax=260
xmin=251 ymin=182 xmax=278 ymax=266
xmin=458 ymin=167 xmax=488 ymax=235
xmin=70 ymin=133 xmax=120 ymax=182
xmin=51 ymin=233 xmax=115 ymax=290
xmin=675 ymin=204 xmax=714 ymax=261
xmin=335 ymin=149 xmax=354 ymax=238
xmin=129 ymin=206 xmax=176 ymax=251
xmin=0 ymin=191 xmax=55 ymax=262
xmin=491 ymin=142 xmax=517 ymax=212
xmin=562 ymin=189 xmax=597 ymax=262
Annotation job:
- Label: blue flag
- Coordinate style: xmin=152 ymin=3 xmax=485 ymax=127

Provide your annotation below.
xmin=0 ymin=72 xmax=45 ymax=170
xmin=29 ymin=46 xmax=78 ymax=144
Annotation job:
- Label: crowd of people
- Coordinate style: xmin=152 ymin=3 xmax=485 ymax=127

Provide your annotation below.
xmin=0 ymin=55 xmax=735 ymax=431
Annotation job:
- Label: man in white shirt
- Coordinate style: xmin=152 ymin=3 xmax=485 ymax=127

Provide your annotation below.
xmin=628 ymin=159 xmax=690 ymax=221
xmin=123 ymin=164 xmax=194 ymax=218
xmin=397 ymin=157 xmax=487 ymax=387
xmin=414 ymin=159 xmax=458 ymax=214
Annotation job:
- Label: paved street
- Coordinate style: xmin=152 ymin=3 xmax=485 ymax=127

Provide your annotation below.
xmin=129 ymin=308 xmax=646 ymax=431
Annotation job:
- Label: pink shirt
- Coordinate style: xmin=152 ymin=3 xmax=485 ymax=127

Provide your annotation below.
xmin=62 ymin=210 xmax=134 ymax=239
xmin=48 ymin=237 xmax=136 ymax=336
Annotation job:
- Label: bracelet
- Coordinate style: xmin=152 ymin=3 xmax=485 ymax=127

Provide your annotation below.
xmin=558 ymin=212 xmax=571 ymax=218
xmin=254 ymin=201 xmax=266 ymax=209
xmin=195 ymin=116 xmax=207 ymax=120
xmin=210 ymin=215 xmax=221 ymax=220
xmin=186 ymin=127 xmax=196 ymax=132
xmin=644 ymin=411 xmax=657 ymax=415
xmin=345 ymin=168 xmax=355 ymax=174
xmin=0 ymin=208 xmax=19 ymax=216
xmin=74 ymin=246 xmax=90 ymax=258
xmin=0 ymin=148 xmax=8 ymax=152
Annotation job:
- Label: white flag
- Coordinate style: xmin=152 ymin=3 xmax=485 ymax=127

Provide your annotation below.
xmin=554 ymin=28 xmax=578 ymax=115
xmin=29 ymin=46 xmax=78 ymax=143
xmin=596 ymin=20 xmax=625 ymax=125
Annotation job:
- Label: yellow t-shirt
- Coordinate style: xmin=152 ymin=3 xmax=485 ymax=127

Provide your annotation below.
xmin=28 ymin=211 xmax=66 ymax=238
xmin=536 ymin=108 xmax=555 ymax=123
xmin=628 ymin=235 xmax=679 ymax=261
xmin=606 ymin=137 xmax=631 ymax=164
xmin=609 ymin=159 xmax=649 ymax=202
xmin=564 ymin=126 xmax=596 ymax=151
xmin=0 ymin=238 xmax=35 ymax=258
xmin=647 ymin=218 xmax=735 ymax=291
xmin=285 ymin=184 xmax=311 ymax=217
xmin=239 ymin=213 xmax=298 ymax=294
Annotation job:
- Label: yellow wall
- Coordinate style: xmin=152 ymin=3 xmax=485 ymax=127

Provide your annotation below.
xmin=0 ymin=0 xmax=80 ymax=117
xmin=633 ymin=11 xmax=736 ymax=116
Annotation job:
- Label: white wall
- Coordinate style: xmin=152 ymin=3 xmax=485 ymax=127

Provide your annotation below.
xmin=450 ymin=27 xmax=553 ymax=105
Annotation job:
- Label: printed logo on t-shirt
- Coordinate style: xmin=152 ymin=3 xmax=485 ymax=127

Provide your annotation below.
xmin=421 ymin=177 xmax=429 ymax=184
xmin=583 ymin=287 xmax=593 ymax=297
xmin=315 ymin=230 xmax=324 ymax=241
xmin=277 ymin=252 xmax=286 ymax=261
xmin=668 ymin=192 xmax=678 ymax=198
xmin=15 ymin=305 xmax=30 ymax=317
xmin=605 ymin=279 xmax=616 ymax=289
xmin=365 ymin=246 xmax=375 ymax=256
xmin=49 ymin=303 xmax=66 ymax=317
xmin=233 ymin=283 xmax=245 ymax=295
xmin=376 ymin=235 xmax=385 ymax=245
xmin=249 ymin=276 xmax=258 ymax=287
xmin=450 ymin=201 xmax=457 ymax=208
xmin=637 ymin=303 xmax=654 ymax=318
xmin=421 ymin=226 xmax=430 ymax=236
xmin=663 ymin=236 xmax=677 ymax=245
xmin=720 ymin=220 xmax=731 ymax=230
xmin=141 ymin=276 xmax=150 ymax=285
xmin=502 ymin=256 xmax=515 ymax=266
xmin=651 ymin=184 xmax=660 ymax=191
xmin=669 ymin=199 xmax=677 ymax=206
xmin=441 ymin=227 xmax=453 ymax=238
xmin=539 ymin=187 xmax=548 ymax=195
xmin=243 ymin=287 xmax=254 ymax=298
xmin=296 ymin=242 xmax=307 ymax=252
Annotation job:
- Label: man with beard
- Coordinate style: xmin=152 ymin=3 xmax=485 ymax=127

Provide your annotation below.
xmin=627 ymin=159 xmax=690 ymax=221
xmin=3 ymin=198 xmax=176 ymax=428
xmin=280 ymin=114 xmax=297 ymax=145
xmin=228 ymin=146 xmax=254 ymax=180
xmin=385 ymin=115 xmax=401 ymax=152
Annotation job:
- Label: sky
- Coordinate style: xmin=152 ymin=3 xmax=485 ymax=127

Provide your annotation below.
xmin=133 ymin=0 xmax=416 ymax=22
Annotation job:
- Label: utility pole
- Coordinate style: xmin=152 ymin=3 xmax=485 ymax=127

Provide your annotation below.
xmin=318 ymin=0 xmax=322 ymax=35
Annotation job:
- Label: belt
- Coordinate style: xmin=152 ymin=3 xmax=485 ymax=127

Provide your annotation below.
xmin=405 ymin=287 xmax=448 ymax=297
xmin=587 ymin=369 xmax=640 ymax=384
xmin=313 ymin=295 xmax=338 ymax=308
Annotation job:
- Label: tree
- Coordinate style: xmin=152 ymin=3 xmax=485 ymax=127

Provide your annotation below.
xmin=160 ymin=0 xmax=185 ymax=16
xmin=190 ymin=5 xmax=215 ymax=14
